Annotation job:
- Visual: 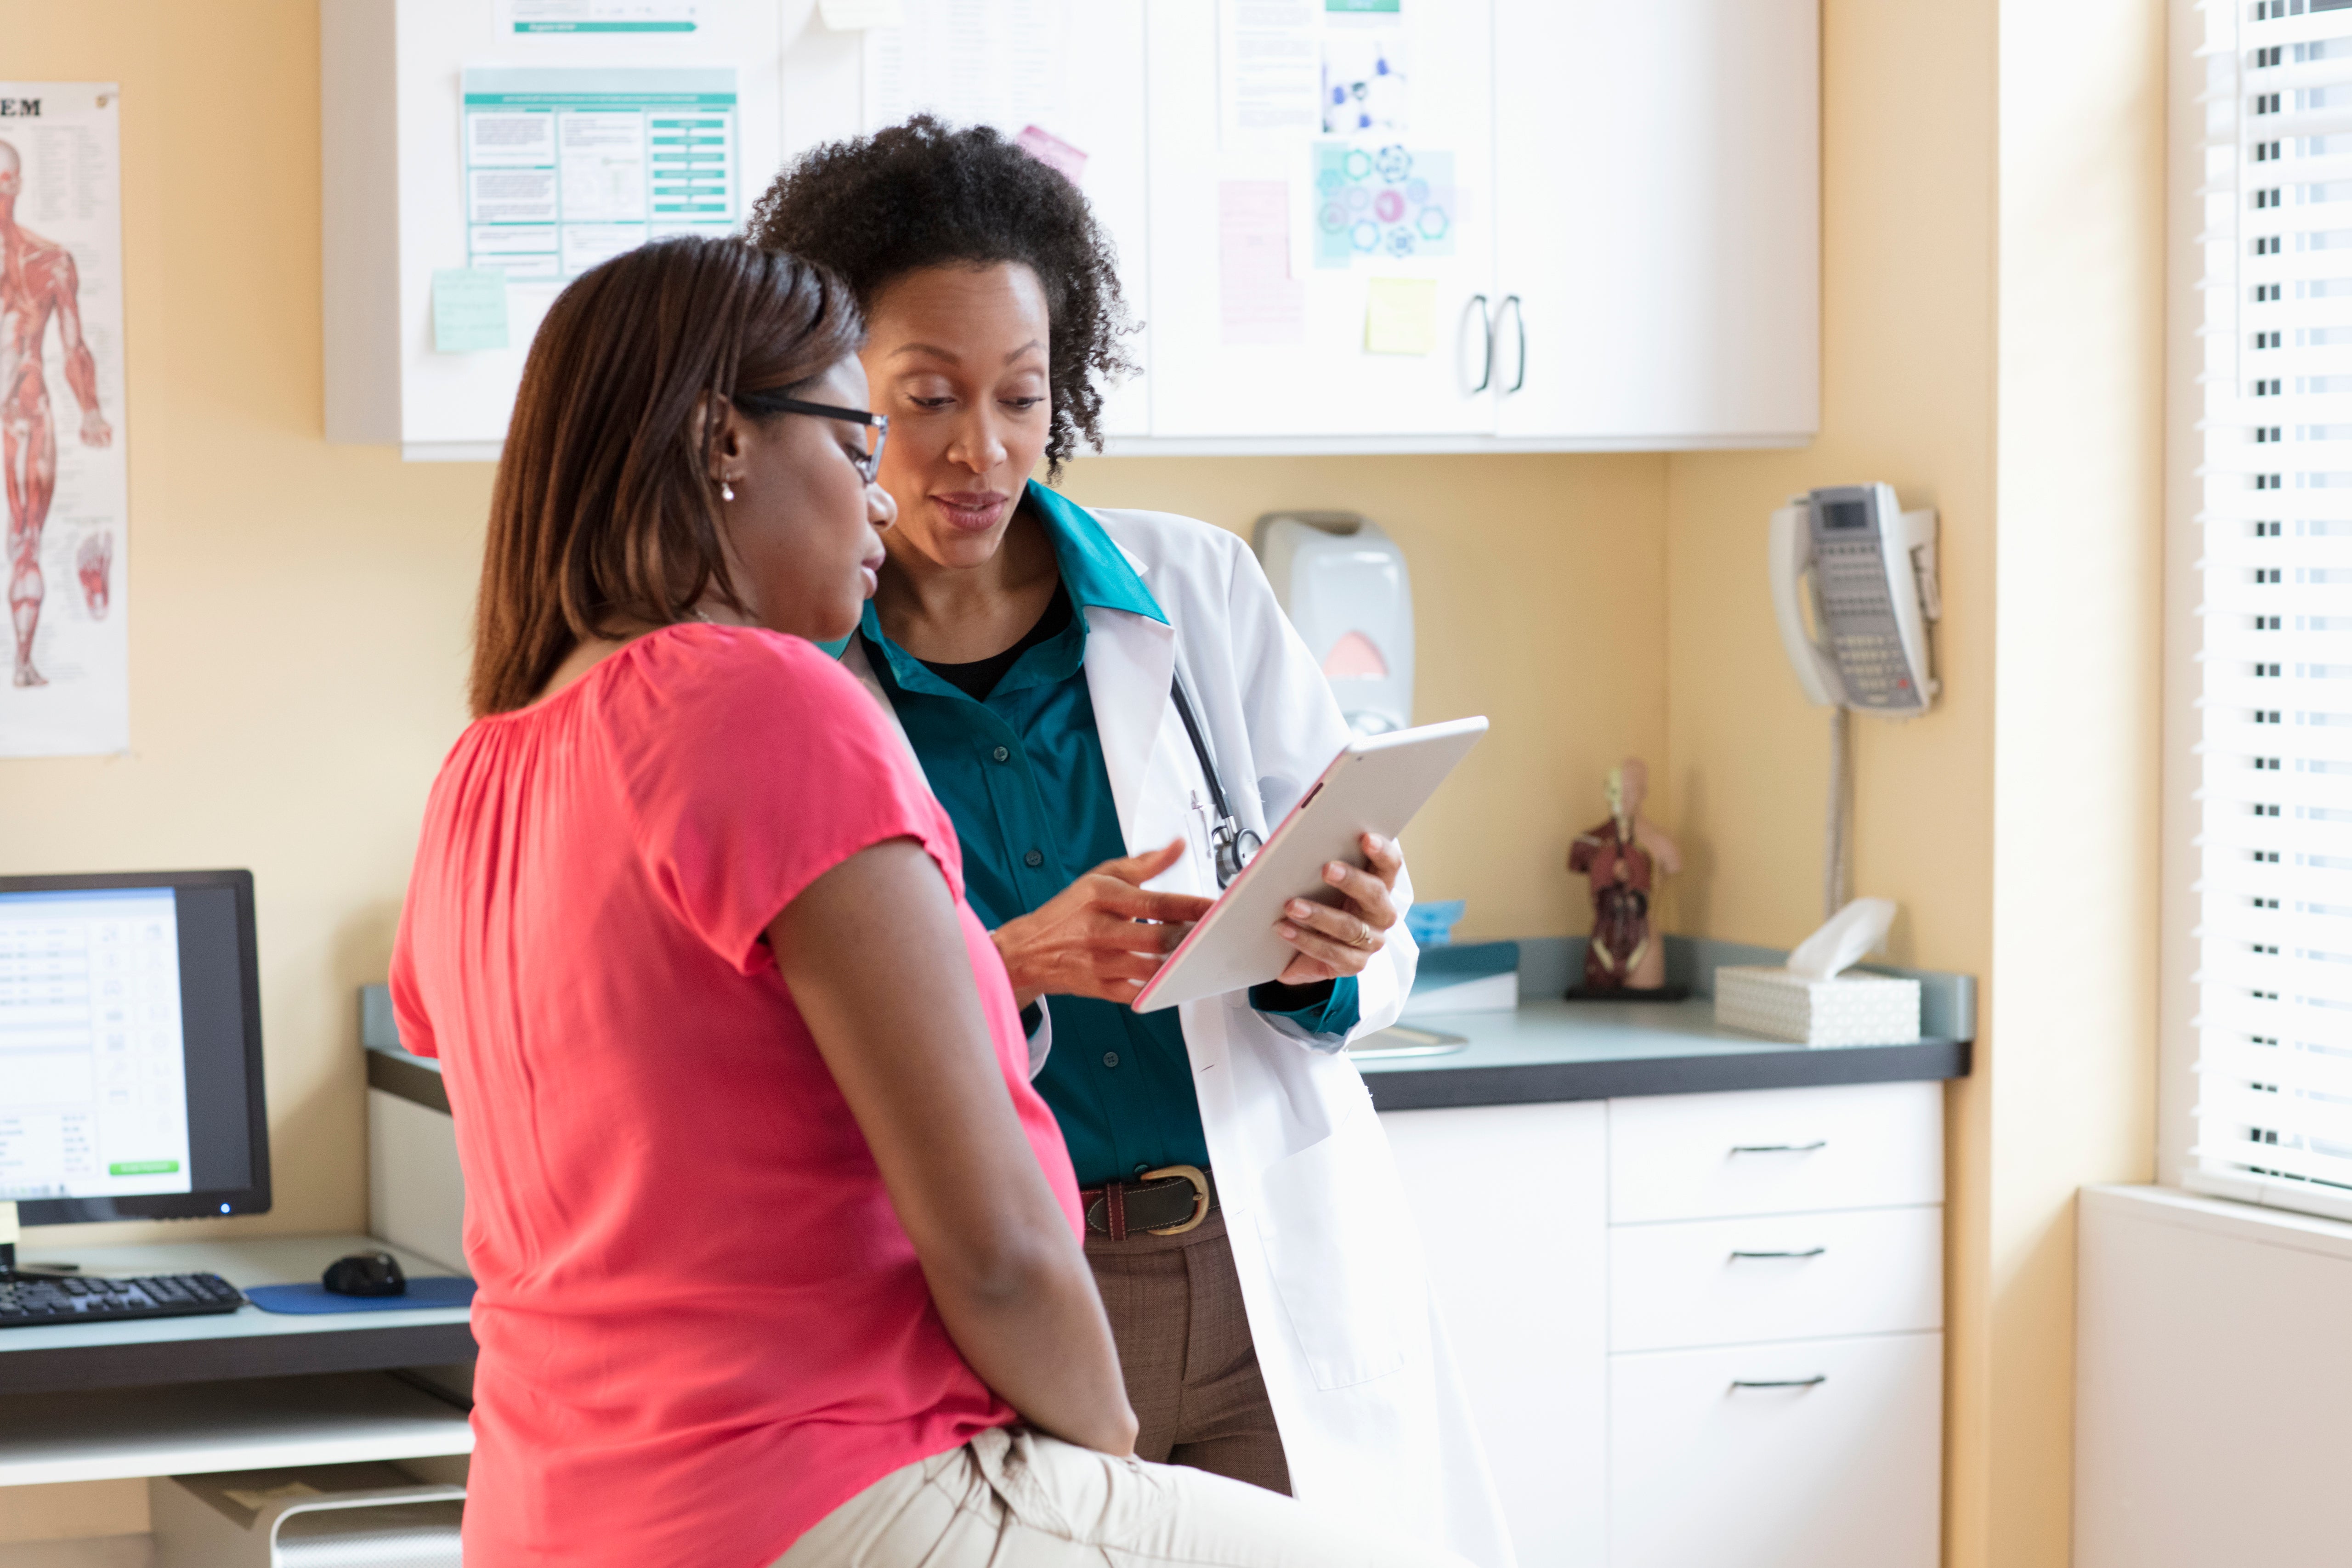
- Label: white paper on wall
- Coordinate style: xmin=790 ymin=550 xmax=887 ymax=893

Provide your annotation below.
xmin=0 ymin=83 xmax=128 ymax=759
xmin=860 ymin=0 xmax=1070 ymax=138
xmin=1218 ymin=0 xmax=1320 ymax=150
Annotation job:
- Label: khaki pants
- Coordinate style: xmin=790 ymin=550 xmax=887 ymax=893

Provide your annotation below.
xmin=1085 ymin=1210 xmax=1290 ymax=1494
xmin=772 ymin=1424 xmax=1466 ymax=1568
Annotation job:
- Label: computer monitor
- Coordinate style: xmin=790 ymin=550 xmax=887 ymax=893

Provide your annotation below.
xmin=0 ymin=869 xmax=271 ymax=1228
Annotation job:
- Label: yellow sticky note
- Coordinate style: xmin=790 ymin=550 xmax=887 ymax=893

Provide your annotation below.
xmin=1364 ymin=277 xmax=1437 ymax=356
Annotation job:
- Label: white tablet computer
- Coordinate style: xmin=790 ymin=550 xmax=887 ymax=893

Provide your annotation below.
xmin=1132 ymin=715 xmax=1488 ymax=1014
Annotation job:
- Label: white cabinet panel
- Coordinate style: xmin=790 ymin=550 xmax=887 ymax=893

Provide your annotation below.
xmin=1608 ymin=1082 xmax=1944 ymax=1224
xmin=1609 ymin=1333 xmax=1942 ymax=1568
xmin=2077 ymin=1187 xmax=2352 ymax=1568
xmin=1491 ymin=0 xmax=1819 ymax=444
xmin=1143 ymin=0 xmax=1498 ymax=439
xmin=1383 ymin=1102 xmax=1608 ymax=1568
xmin=1609 ymin=1205 xmax=1943 ymax=1353
xmin=1062 ymin=1 xmax=1153 ymax=437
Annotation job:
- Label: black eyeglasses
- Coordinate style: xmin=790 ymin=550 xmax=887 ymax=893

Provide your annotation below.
xmin=739 ymin=395 xmax=889 ymax=483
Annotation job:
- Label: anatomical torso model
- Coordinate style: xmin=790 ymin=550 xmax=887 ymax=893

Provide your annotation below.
xmin=0 ymin=138 xmax=112 ymax=688
xmin=1568 ymin=758 xmax=1683 ymax=994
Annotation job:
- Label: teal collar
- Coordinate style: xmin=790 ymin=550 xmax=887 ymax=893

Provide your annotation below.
xmin=1020 ymin=480 xmax=1166 ymax=627
xmin=825 ymin=481 xmax=1167 ymax=662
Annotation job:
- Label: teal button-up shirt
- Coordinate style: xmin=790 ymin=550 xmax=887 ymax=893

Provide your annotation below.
xmin=852 ymin=483 xmax=1357 ymax=1188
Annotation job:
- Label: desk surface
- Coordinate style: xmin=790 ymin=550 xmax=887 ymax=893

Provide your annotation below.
xmin=0 ymin=1234 xmax=473 ymax=1396
xmin=1354 ymin=997 xmax=1972 ymax=1110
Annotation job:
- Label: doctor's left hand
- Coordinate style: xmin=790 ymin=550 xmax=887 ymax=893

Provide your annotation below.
xmin=1274 ymin=832 xmax=1402 ymax=985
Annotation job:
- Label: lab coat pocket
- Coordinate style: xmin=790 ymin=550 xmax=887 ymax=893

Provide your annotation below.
xmin=1254 ymin=1104 xmax=1412 ymax=1391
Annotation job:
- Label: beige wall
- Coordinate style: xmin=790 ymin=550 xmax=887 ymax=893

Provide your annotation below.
xmin=1661 ymin=2 xmax=2001 ymax=1561
xmin=1060 ymin=454 xmax=1668 ymax=944
xmin=1664 ymin=3 xmax=2165 ymax=1567
xmin=1986 ymin=1 xmax=2165 ymax=1562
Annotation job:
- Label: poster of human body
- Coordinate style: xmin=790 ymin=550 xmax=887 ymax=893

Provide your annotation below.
xmin=0 ymin=83 xmax=126 ymax=759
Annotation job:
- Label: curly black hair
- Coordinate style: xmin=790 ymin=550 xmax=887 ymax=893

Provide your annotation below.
xmin=747 ymin=115 xmax=1137 ymax=478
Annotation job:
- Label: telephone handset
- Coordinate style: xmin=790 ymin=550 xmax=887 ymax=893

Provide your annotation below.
xmin=1769 ymin=483 xmax=1942 ymax=717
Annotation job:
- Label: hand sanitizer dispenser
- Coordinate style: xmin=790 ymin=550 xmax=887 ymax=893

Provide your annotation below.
xmin=1253 ymin=511 xmax=1414 ymax=736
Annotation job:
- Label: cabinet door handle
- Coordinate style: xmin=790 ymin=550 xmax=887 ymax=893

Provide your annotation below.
xmin=1463 ymin=293 xmax=1493 ymax=393
xmin=1729 ymin=1247 xmax=1827 ymax=1260
xmin=1730 ymin=1376 xmax=1828 ymax=1391
xmin=1499 ymin=293 xmax=1526 ymax=393
xmin=1729 ymin=1140 xmax=1827 ymax=1154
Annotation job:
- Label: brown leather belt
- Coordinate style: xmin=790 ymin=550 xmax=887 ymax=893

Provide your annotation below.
xmin=1079 ymin=1164 xmax=1216 ymax=1240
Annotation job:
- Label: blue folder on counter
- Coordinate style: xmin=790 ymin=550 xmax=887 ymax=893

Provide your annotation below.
xmin=1402 ymin=940 xmax=1520 ymax=1017
xmin=244 ymin=1277 xmax=476 ymax=1314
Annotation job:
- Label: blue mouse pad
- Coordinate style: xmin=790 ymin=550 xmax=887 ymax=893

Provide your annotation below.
xmin=244 ymin=1277 xmax=476 ymax=1314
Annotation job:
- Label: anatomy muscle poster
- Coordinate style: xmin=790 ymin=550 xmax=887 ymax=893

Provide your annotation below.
xmin=0 ymin=84 xmax=126 ymax=758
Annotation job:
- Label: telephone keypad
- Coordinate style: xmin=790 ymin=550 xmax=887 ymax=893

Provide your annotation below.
xmin=1809 ymin=532 xmax=1921 ymax=710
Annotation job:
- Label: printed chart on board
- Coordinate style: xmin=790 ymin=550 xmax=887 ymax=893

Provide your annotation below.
xmin=461 ymin=68 xmax=741 ymax=286
xmin=0 ymin=83 xmax=128 ymax=759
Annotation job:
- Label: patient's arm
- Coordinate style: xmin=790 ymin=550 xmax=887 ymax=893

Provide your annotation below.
xmin=772 ymin=838 xmax=1137 ymax=1457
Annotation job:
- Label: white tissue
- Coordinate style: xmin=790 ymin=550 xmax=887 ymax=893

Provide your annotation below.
xmin=1785 ymin=897 xmax=1897 ymax=981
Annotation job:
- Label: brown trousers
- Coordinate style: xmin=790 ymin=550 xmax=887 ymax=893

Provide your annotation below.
xmin=1083 ymin=1210 xmax=1292 ymax=1496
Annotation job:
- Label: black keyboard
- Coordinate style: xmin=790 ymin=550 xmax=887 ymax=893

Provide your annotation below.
xmin=0 ymin=1271 xmax=246 ymax=1328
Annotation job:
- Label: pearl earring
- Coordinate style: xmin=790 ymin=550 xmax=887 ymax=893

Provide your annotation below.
xmin=720 ymin=479 xmax=737 ymax=502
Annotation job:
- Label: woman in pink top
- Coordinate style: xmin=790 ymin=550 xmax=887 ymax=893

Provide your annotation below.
xmin=391 ymin=238 xmax=1461 ymax=1568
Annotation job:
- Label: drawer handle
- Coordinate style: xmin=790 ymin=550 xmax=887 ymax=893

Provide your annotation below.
xmin=1729 ymin=1376 xmax=1828 ymax=1391
xmin=1729 ymin=1141 xmax=1827 ymax=1154
xmin=1729 ymin=1248 xmax=1826 ymax=1260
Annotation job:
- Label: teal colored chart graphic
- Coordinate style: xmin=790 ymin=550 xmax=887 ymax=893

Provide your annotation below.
xmin=1313 ymin=143 xmax=1454 ymax=268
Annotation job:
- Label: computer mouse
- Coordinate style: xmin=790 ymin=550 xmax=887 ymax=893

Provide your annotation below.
xmin=322 ymin=1251 xmax=407 ymax=1297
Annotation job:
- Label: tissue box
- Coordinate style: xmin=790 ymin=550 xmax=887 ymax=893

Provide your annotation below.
xmin=1714 ymin=966 xmax=1921 ymax=1047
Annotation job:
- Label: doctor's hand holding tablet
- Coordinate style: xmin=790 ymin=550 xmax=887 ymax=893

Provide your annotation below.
xmin=987 ymin=827 xmax=1409 ymax=1009
xmin=1131 ymin=716 xmax=1490 ymax=1014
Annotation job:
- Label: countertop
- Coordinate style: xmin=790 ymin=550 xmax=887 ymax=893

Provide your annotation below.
xmin=357 ymin=935 xmax=1975 ymax=1118
xmin=1354 ymin=996 xmax=1970 ymax=1110
xmin=1351 ymin=934 xmax=1974 ymax=1112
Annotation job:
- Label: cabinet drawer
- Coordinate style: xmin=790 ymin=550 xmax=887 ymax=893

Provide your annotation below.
xmin=1608 ymin=1081 xmax=1943 ymax=1223
xmin=1609 ymin=1332 xmax=1942 ymax=1568
xmin=1609 ymin=1205 xmax=1942 ymax=1353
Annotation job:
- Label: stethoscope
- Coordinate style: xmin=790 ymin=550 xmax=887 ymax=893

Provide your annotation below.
xmin=1169 ymin=676 xmax=1262 ymax=889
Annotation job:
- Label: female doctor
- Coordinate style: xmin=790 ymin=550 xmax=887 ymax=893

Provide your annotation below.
xmin=752 ymin=119 xmax=1511 ymax=1568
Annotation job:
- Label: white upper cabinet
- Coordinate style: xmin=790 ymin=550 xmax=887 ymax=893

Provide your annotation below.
xmin=324 ymin=0 xmax=1816 ymax=457
xmin=1491 ymin=0 xmax=1820 ymax=446
xmin=1140 ymin=0 xmax=1499 ymax=443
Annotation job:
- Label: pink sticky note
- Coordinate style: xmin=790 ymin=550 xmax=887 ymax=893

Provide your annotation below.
xmin=1017 ymin=125 xmax=1088 ymax=186
xmin=1218 ymin=181 xmax=1307 ymax=347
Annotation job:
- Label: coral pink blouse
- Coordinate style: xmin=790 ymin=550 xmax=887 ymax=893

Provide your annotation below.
xmin=390 ymin=623 xmax=1079 ymax=1567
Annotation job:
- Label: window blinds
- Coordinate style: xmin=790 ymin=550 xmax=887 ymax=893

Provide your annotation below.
xmin=2191 ymin=0 xmax=2352 ymax=1221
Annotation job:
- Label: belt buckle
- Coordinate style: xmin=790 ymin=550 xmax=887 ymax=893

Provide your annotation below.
xmin=1140 ymin=1164 xmax=1210 ymax=1236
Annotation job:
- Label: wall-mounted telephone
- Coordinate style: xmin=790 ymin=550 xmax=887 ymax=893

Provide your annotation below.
xmin=1769 ymin=483 xmax=1942 ymax=717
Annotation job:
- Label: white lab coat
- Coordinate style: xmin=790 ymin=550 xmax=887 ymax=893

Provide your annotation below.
xmin=842 ymin=506 xmax=1516 ymax=1568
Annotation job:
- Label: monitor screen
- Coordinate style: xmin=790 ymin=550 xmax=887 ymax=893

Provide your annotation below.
xmin=0 ymin=870 xmax=270 ymax=1224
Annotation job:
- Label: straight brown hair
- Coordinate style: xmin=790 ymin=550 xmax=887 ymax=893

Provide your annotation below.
xmin=469 ymin=237 xmax=863 ymax=716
